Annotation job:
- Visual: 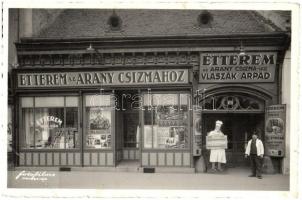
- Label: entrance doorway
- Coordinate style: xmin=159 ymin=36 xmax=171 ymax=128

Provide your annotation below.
xmin=115 ymin=90 xmax=140 ymax=166
xmin=202 ymin=113 xmax=264 ymax=167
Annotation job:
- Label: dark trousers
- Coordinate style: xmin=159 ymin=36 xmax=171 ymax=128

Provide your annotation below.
xmin=249 ymin=154 xmax=263 ymax=177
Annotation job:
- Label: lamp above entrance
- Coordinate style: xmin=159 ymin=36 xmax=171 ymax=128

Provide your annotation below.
xmin=86 ymin=43 xmax=103 ymax=62
xmin=86 ymin=43 xmax=95 ymax=52
xmin=239 ymin=41 xmax=246 ymax=56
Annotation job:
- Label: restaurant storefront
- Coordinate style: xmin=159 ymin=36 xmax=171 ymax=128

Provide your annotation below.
xmin=13 ymin=66 xmax=194 ymax=169
xmin=10 ymin=10 xmax=290 ymax=173
xmin=12 ymin=45 xmax=288 ymax=173
xmin=197 ymin=52 xmax=280 ymax=170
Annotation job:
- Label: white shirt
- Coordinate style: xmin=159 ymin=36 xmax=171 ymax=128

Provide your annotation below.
xmin=245 ymin=138 xmax=264 ymax=156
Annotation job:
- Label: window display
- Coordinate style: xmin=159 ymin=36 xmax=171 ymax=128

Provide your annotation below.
xmin=35 ymin=107 xmax=64 ymax=148
xmin=143 ymin=93 xmax=190 ymax=149
xmin=20 ymin=96 xmax=79 ymax=149
xmin=85 ymin=95 xmax=113 ymax=149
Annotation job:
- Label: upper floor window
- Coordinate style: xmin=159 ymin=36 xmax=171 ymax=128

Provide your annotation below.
xmin=107 ymin=12 xmax=122 ymax=31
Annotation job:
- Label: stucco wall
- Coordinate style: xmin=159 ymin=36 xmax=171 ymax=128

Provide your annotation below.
xmin=8 ymin=9 xmax=63 ymax=71
xmin=257 ymin=11 xmax=291 ymax=32
xmin=8 ymin=9 xmax=19 ymax=72
xmin=32 ymin=9 xmax=63 ymax=36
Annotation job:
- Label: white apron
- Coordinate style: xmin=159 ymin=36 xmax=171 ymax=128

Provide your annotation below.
xmin=208 ymin=130 xmax=227 ymax=163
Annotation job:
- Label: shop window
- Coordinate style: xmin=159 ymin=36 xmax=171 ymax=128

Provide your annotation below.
xmin=143 ymin=93 xmax=190 ymax=149
xmin=85 ymin=95 xmax=113 ymax=149
xmin=20 ymin=96 xmax=79 ymax=149
xmin=35 ymin=107 xmax=64 ymax=148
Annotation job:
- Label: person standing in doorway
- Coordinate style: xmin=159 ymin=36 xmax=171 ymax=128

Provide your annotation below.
xmin=208 ymin=120 xmax=226 ymax=171
xmin=245 ymin=133 xmax=264 ymax=179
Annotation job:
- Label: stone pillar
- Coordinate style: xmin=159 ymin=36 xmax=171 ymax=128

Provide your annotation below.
xmin=262 ymin=156 xmax=276 ymax=174
xmin=8 ymin=9 xmax=19 ymax=70
xmin=281 ymin=49 xmax=291 ymax=175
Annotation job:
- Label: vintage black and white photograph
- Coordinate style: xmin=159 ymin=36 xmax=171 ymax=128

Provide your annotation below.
xmin=1 ymin=0 xmax=301 ymax=199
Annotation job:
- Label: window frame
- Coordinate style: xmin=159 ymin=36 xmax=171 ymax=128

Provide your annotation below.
xmin=83 ymin=93 xmax=115 ymax=150
xmin=141 ymin=91 xmax=192 ymax=150
xmin=19 ymin=95 xmax=80 ymax=151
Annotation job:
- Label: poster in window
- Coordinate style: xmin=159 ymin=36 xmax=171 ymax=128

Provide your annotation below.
xmin=156 ymin=126 xmax=170 ymax=148
xmin=193 ymin=105 xmax=202 ymax=156
xmin=86 ymin=107 xmax=111 ymax=148
xmin=88 ymin=108 xmax=111 ymax=130
xmin=166 ymin=126 xmax=186 ymax=148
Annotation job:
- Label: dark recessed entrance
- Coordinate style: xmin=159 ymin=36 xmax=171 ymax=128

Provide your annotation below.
xmin=115 ymin=90 xmax=140 ymax=166
xmin=202 ymin=113 xmax=265 ymax=168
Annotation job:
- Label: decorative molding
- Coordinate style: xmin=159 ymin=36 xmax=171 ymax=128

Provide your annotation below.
xmin=18 ymin=52 xmax=200 ymax=68
xmin=200 ymin=93 xmax=265 ymax=111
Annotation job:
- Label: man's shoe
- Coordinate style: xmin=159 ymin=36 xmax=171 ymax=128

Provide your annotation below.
xmin=248 ymin=174 xmax=256 ymax=177
xmin=257 ymin=176 xmax=262 ymax=179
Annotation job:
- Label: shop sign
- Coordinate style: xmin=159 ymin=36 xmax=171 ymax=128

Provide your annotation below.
xmin=17 ymin=69 xmax=189 ymax=88
xmin=206 ymin=135 xmax=228 ymax=150
xmin=36 ymin=116 xmax=63 ymax=129
xmin=265 ymin=104 xmax=286 ymax=157
xmin=199 ymin=52 xmax=277 ymax=83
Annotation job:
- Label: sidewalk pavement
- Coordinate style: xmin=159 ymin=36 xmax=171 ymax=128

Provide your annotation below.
xmin=7 ymin=167 xmax=289 ymax=191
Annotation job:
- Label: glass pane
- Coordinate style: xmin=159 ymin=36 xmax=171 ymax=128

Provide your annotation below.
xmin=179 ymin=105 xmax=189 ymax=125
xmin=144 ymin=108 xmax=152 ymax=125
xmin=85 ymin=95 xmax=111 ymax=107
xmin=66 ymin=96 xmax=78 ymax=107
xmin=152 ymin=94 xmax=178 ymax=106
xmin=35 ymin=108 xmax=65 ymax=149
xmin=21 ymin=108 xmax=34 ymax=149
xmin=21 ymin=97 xmax=34 ymax=108
xmin=179 ymin=104 xmax=189 ymax=148
xmin=180 ymin=93 xmax=189 ymax=105
xmin=153 ymin=102 xmax=180 ymax=149
xmin=66 ymin=107 xmax=79 ymax=149
xmin=143 ymin=125 xmax=153 ymax=148
xmin=143 ymin=93 xmax=152 ymax=106
xmin=143 ymin=93 xmax=189 ymax=149
xmin=86 ymin=107 xmax=112 ymax=149
xmin=35 ymin=97 xmax=64 ymax=107
xmin=143 ymin=104 xmax=153 ymax=148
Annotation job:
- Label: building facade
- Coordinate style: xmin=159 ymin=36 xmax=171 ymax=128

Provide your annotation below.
xmin=8 ymin=9 xmax=291 ymax=174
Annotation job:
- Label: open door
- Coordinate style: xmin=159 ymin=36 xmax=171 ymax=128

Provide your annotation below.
xmin=115 ymin=90 xmax=140 ymax=167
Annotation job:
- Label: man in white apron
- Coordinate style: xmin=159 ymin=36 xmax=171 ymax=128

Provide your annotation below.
xmin=208 ymin=120 xmax=226 ymax=171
